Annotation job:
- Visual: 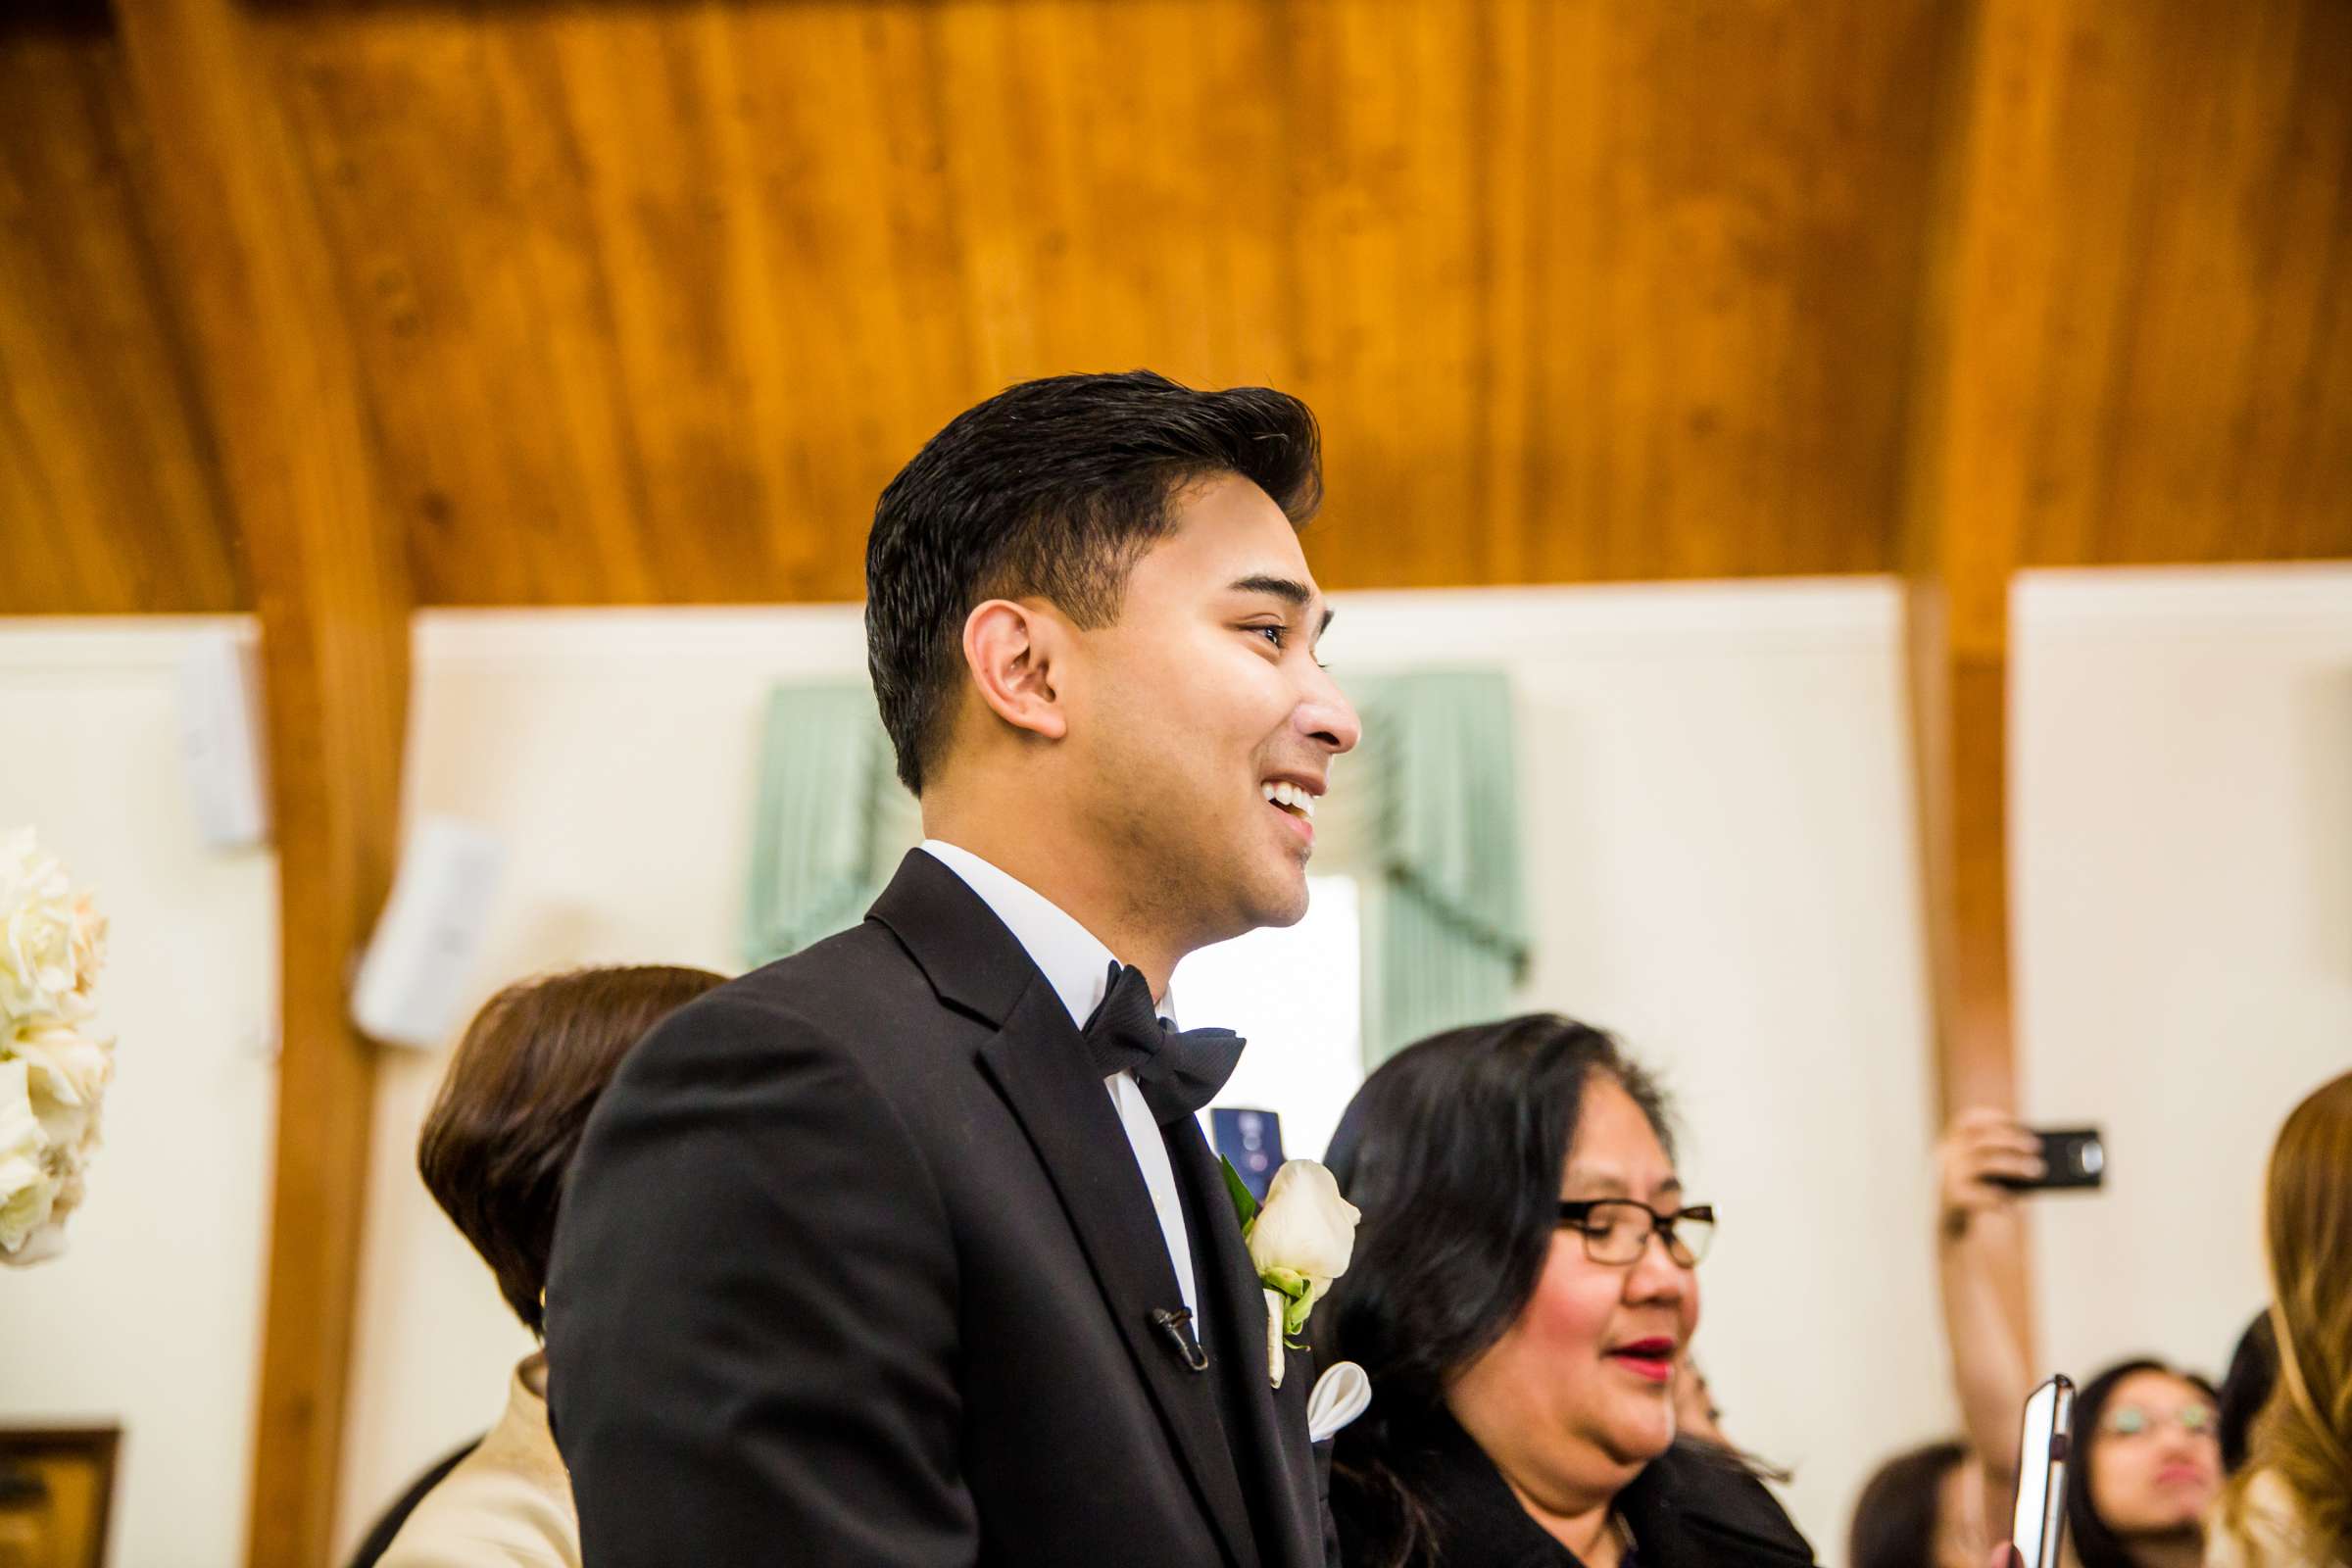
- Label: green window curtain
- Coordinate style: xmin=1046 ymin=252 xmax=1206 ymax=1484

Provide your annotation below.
xmin=739 ymin=670 xmax=1532 ymax=1066
xmin=740 ymin=683 xmax=920 ymax=967
xmin=1350 ymin=669 xmax=1532 ymax=1067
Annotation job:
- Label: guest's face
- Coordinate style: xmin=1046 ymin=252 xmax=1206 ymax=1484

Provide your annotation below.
xmin=2087 ymin=1370 xmax=2221 ymax=1537
xmin=1446 ymin=1076 xmax=1700 ymax=1510
xmin=1061 ymin=473 xmax=1358 ymax=943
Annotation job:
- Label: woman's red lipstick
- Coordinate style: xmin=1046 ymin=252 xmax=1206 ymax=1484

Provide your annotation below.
xmin=1607 ymin=1338 xmax=1677 ymax=1384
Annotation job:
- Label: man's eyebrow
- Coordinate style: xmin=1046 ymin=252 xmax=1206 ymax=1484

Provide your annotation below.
xmin=1230 ymin=575 xmax=1336 ymax=637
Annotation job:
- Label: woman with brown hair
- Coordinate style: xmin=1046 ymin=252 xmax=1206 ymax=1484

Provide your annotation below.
xmin=2207 ymin=1069 xmax=2352 ymax=1568
xmin=370 ymin=964 xmax=724 ymax=1568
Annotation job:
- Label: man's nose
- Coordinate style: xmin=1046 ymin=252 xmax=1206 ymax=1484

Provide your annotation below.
xmin=1298 ymin=666 xmax=1361 ymax=756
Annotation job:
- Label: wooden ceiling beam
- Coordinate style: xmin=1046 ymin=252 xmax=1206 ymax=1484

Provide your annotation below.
xmin=1896 ymin=0 xmax=2052 ymax=1366
xmin=112 ymin=0 xmax=411 ymax=1561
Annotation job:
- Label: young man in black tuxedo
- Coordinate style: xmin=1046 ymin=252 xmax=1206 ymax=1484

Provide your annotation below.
xmin=546 ymin=370 xmax=1361 ymax=1567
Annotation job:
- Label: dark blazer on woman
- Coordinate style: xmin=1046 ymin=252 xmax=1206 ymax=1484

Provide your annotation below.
xmin=1333 ymin=1407 xmax=1817 ymax=1568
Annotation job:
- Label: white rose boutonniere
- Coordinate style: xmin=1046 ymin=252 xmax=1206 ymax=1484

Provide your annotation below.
xmin=1223 ymin=1157 xmax=1360 ymax=1388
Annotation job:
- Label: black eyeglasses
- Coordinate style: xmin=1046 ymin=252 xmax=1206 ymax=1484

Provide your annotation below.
xmin=1557 ymin=1200 xmax=1716 ymax=1267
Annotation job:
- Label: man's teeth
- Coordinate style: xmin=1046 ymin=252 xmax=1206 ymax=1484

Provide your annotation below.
xmin=1258 ymin=781 xmax=1317 ymax=819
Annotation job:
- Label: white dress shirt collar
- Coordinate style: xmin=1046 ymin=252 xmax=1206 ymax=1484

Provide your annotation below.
xmin=918 ymin=840 xmax=1173 ymax=1027
xmin=917 ymin=838 xmax=1201 ymax=1327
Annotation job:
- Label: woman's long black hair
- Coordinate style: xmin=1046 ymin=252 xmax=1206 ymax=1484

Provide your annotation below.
xmin=2067 ymin=1357 xmax=2219 ymax=1568
xmin=1318 ymin=1013 xmax=1676 ymax=1568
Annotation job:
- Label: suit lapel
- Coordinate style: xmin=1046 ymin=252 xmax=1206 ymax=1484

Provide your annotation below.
xmin=972 ymin=979 xmax=1260 ymax=1568
xmin=872 ymin=850 xmax=1277 ymax=1568
xmin=1168 ymin=1118 xmax=1323 ymax=1568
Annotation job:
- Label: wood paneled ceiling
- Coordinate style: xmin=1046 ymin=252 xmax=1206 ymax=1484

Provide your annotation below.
xmin=3 ymin=0 xmax=2348 ymax=614
xmin=0 ymin=8 xmax=246 ymax=612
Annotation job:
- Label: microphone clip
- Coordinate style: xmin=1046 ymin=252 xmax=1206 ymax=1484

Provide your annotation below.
xmin=1150 ymin=1306 xmax=1209 ymax=1373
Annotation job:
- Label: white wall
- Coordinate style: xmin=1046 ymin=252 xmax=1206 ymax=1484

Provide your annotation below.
xmin=0 ymin=619 xmax=277 ymax=1568
xmin=2014 ymin=565 xmax=2352 ymax=1396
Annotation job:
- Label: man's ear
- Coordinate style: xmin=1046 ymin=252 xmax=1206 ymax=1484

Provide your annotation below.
xmin=961 ymin=599 xmax=1070 ymax=741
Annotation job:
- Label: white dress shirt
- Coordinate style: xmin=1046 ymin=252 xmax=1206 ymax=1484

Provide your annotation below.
xmin=918 ymin=840 xmax=1201 ymax=1330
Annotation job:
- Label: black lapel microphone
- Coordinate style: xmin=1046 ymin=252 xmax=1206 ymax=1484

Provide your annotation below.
xmin=1151 ymin=1306 xmax=1209 ymax=1373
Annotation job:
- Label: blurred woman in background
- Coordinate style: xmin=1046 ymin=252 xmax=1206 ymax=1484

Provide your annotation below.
xmin=368 ymin=964 xmax=724 ymax=1568
xmin=1848 ymin=1440 xmax=1984 ymax=1568
xmin=2069 ymin=1360 xmax=2224 ymax=1568
xmin=2206 ymin=1069 xmax=2352 ymax=1568
xmin=1319 ymin=1013 xmax=1813 ymax=1568
xmin=1937 ymin=1111 xmax=2223 ymax=1568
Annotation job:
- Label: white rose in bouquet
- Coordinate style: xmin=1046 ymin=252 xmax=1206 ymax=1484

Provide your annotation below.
xmin=0 ymin=831 xmax=114 ymax=1265
xmin=0 ymin=829 xmax=85 ymax=1026
xmin=16 ymin=1018 xmax=112 ymax=1114
xmin=15 ymin=1020 xmax=109 ymax=1161
xmin=0 ymin=1058 xmax=59 ymax=1255
xmin=66 ymin=893 xmax=105 ymax=1015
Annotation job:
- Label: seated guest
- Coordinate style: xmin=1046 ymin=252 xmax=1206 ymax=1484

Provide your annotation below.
xmin=1849 ymin=1440 xmax=1984 ymax=1568
xmin=378 ymin=964 xmax=724 ymax=1568
xmin=2207 ymin=1069 xmax=2352 ymax=1568
xmin=1319 ymin=1013 xmax=1815 ymax=1568
xmin=1937 ymin=1111 xmax=2223 ymax=1568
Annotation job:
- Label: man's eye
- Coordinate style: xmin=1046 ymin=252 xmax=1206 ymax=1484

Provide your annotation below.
xmin=1250 ymin=624 xmax=1288 ymax=649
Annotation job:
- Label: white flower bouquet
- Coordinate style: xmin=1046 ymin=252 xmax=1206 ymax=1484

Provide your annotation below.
xmin=0 ymin=829 xmax=113 ymax=1265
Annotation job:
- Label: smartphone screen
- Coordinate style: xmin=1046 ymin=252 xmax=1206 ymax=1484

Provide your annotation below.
xmin=2011 ymin=1375 xmax=2077 ymax=1568
xmin=1210 ymin=1107 xmax=1286 ymax=1201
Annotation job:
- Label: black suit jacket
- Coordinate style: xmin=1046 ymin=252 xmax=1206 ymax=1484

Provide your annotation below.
xmin=547 ymin=851 xmax=1331 ymax=1567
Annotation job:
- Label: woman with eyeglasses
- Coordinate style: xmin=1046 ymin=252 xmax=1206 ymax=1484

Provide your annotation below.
xmin=2067 ymin=1361 xmax=2225 ymax=1567
xmin=1935 ymin=1111 xmax=2224 ymax=1568
xmin=1318 ymin=1013 xmax=1815 ymax=1568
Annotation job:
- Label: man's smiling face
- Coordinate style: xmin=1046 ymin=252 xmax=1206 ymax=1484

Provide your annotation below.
xmin=1057 ymin=472 xmax=1360 ymax=949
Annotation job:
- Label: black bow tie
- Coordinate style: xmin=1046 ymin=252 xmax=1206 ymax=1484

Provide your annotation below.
xmin=1081 ymin=962 xmax=1246 ymax=1126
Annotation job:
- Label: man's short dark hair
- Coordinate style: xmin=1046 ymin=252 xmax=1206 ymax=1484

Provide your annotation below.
xmin=865 ymin=369 xmax=1323 ymax=794
xmin=418 ymin=964 xmax=725 ymax=1336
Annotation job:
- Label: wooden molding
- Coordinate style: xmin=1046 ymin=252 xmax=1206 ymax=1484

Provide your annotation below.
xmin=111 ymin=0 xmax=411 ymax=1561
xmin=1896 ymin=0 xmax=2041 ymax=1364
